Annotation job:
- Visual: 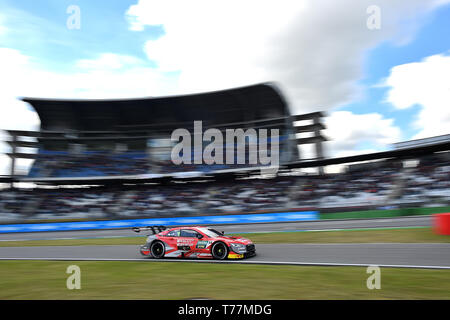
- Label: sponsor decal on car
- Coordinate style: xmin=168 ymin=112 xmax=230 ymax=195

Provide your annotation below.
xmin=228 ymin=252 xmax=244 ymax=259
xmin=177 ymin=239 xmax=194 ymax=245
xmin=196 ymin=240 xmax=212 ymax=249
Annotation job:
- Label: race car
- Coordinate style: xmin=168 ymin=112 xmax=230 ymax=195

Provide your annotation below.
xmin=132 ymin=225 xmax=256 ymax=260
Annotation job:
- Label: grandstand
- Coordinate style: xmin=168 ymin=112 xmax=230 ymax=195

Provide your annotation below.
xmin=0 ymin=83 xmax=449 ymax=223
xmin=5 ymin=83 xmax=329 ymax=182
xmin=6 ymin=83 xmax=317 ymax=181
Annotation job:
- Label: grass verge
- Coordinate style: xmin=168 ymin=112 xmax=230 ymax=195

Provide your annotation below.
xmin=0 ymin=227 xmax=449 ymax=247
xmin=0 ymin=260 xmax=449 ymax=299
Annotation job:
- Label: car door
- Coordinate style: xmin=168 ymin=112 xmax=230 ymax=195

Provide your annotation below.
xmin=178 ymin=229 xmax=200 ymax=254
xmin=163 ymin=229 xmax=181 ymax=256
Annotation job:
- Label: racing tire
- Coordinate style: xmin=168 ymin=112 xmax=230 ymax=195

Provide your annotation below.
xmin=150 ymin=241 xmax=165 ymax=259
xmin=211 ymin=242 xmax=228 ymax=260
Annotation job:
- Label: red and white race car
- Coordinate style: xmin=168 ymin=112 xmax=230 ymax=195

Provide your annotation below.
xmin=133 ymin=226 xmax=256 ymax=260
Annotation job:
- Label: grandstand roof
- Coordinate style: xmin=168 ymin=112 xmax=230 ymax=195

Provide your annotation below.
xmin=287 ymin=139 xmax=450 ymax=169
xmin=393 ymin=134 xmax=450 ymax=150
xmin=22 ymin=83 xmax=289 ymax=132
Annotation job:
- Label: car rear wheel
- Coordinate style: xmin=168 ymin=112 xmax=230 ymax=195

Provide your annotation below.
xmin=150 ymin=241 xmax=165 ymax=259
xmin=211 ymin=242 xmax=228 ymax=260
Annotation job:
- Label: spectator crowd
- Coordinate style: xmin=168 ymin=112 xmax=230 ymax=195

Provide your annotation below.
xmin=1 ymin=154 xmax=449 ymax=223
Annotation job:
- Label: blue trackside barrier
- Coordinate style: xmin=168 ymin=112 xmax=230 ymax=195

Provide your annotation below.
xmin=0 ymin=211 xmax=319 ymax=233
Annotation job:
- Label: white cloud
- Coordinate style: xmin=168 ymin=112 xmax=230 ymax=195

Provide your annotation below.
xmin=0 ymin=49 xmax=178 ymax=174
xmin=294 ymin=110 xmax=401 ymax=174
xmin=0 ymin=49 xmax=178 ymax=101
xmin=76 ymin=53 xmax=145 ymax=71
xmin=127 ymin=0 xmax=450 ymax=113
xmin=319 ymin=111 xmax=401 ymax=173
xmin=324 ymin=111 xmax=402 ymax=156
xmin=384 ymin=53 xmax=450 ymax=139
xmin=0 ymin=48 xmax=41 ymax=134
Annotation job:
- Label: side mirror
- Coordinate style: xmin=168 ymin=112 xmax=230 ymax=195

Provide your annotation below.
xmin=196 ymin=233 xmax=204 ymax=239
xmin=221 ymin=231 xmax=225 ymax=235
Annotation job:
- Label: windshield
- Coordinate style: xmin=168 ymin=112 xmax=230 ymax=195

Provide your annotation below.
xmin=198 ymin=228 xmax=224 ymax=238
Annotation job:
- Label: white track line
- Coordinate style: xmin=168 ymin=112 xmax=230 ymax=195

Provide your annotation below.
xmin=0 ymin=257 xmax=449 ymax=269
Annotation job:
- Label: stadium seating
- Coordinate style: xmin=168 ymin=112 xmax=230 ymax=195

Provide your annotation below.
xmin=0 ymin=155 xmax=449 ymax=223
xmin=27 ymin=146 xmax=281 ymax=178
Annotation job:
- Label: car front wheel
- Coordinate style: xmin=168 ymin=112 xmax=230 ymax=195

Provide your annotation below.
xmin=211 ymin=242 xmax=228 ymax=260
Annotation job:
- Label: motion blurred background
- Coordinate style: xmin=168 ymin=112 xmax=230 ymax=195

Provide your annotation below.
xmin=0 ymin=0 xmax=449 ymax=300
xmin=0 ymin=84 xmax=449 ymax=224
xmin=0 ymin=0 xmax=449 ymax=224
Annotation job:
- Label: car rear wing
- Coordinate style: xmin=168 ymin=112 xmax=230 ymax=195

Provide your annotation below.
xmin=132 ymin=225 xmax=167 ymax=234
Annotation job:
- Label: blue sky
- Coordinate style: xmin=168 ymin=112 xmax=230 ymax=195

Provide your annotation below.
xmin=0 ymin=0 xmax=449 ymax=171
xmin=0 ymin=0 xmax=163 ymax=71
xmin=345 ymin=4 xmax=450 ymax=144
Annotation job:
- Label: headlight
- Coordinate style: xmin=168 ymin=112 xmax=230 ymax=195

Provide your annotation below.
xmin=230 ymin=243 xmax=247 ymax=254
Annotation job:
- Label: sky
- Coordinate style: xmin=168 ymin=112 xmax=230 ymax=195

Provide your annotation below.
xmin=0 ymin=0 xmax=450 ymax=174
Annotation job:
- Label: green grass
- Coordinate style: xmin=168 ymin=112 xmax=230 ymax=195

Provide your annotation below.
xmin=0 ymin=260 xmax=448 ymax=299
xmin=320 ymin=206 xmax=450 ymax=219
xmin=1 ymin=227 xmax=449 ymax=247
xmin=239 ymin=227 xmax=450 ymax=244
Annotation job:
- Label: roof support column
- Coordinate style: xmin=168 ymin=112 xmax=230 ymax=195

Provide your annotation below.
xmin=10 ymin=133 xmax=16 ymax=188
xmin=313 ymin=117 xmax=324 ymax=175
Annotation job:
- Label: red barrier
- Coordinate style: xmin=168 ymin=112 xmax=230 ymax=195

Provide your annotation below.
xmin=433 ymin=213 xmax=450 ymax=235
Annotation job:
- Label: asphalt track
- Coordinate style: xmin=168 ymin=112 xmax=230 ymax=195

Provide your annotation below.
xmin=1 ymin=216 xmax=447 ymax=269
xmin=1 ymin=243 xmax=450 ymax=269
xmin=0 ymin=215 xmax=432 ymax=241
